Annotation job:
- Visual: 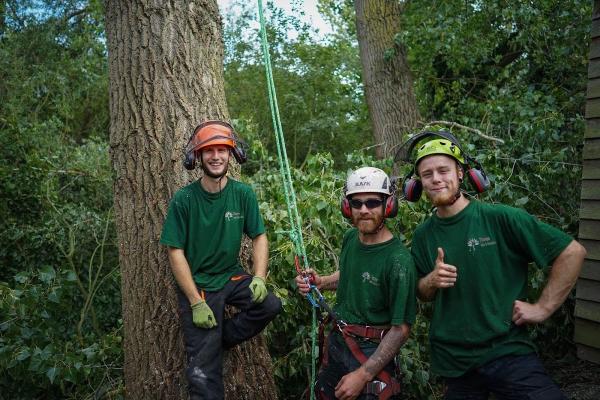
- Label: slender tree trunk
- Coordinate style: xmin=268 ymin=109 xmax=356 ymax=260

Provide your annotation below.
xmin=0 ymin=0 xmax=5 ymax=35
xmin=105 ymin=1 xmax=277 ymax=398
xmin=354 ymin=0 xmax=420 ymax=158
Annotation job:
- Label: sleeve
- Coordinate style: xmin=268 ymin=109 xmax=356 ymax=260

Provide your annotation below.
xmin=159 ymin=193 xmax=188 ymax=249
xmin=243 ymin=187 xmax=266 ymax=238
xmin=503 ymin=206 xmax=573 ymax=270
xmin=388 ymin=251 xmax=417 ymax=325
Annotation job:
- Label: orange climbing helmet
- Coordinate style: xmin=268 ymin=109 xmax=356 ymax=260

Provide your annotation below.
xmin=186 ymin=120 xmax=236 ymax=154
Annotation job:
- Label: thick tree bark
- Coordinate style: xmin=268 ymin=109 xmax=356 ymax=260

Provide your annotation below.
xmin=105 ymin=1 xmax=277 ymax=398
xmin=354 ymin=0 xmax=420 ymax=158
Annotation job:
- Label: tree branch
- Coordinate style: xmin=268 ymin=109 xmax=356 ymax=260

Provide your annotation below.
xmin=420 ymin=120 xmax=505 ymax=144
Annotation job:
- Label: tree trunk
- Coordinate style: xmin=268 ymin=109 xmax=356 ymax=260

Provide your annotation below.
xmin=104 ymin=1 xmax=278 ymax=398
xmin=354 ymin=0 xmax=420 ymax=158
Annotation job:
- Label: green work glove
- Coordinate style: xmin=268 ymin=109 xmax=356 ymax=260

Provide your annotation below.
xmin=191 ymin=300 xmax=217 ymax=329
xmin=249 ymin=276 xmax=268 ymax=303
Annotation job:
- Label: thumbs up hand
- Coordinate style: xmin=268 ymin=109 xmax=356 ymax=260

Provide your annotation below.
xmin=430 ymin=247 xmax=458 ymax=289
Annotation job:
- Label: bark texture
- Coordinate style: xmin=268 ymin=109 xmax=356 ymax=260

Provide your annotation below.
xmin=104 ymin=1 xmax=277 ymax=398
xmin=354 ymin=0 xmax=420 ymax=158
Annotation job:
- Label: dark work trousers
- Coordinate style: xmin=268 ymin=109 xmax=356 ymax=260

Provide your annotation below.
xmin=316 ymin=331 xmax=400 ymax=400
xmin=177 ymin=273 xmax=282 ymax=400
xmin=443 ymin=353 xmax=567 ymax=400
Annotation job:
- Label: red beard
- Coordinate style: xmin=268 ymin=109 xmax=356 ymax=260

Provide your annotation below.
xmin=352 ymin=214 xmax=384 ymax=234
xmin=429 ymin=189 xmax=461 ymax=207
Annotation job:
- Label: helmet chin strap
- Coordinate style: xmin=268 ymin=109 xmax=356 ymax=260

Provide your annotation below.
xmin=445 ymin=175 xmax=463 ymax=206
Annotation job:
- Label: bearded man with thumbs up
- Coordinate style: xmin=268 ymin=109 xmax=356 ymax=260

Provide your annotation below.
xmin=406 ymin=134 xmax=586 ymax=400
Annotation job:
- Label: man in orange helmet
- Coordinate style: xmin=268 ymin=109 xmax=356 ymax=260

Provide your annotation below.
xmin=160 ymin=120 xmax=281 ymax=400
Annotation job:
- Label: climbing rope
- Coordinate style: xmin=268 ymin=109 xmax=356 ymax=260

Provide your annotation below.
xmin=256 ymin=1 xmax=318 ymax=398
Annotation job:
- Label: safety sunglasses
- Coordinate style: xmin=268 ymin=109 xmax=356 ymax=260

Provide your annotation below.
xmin=349 ymin=198 xmax=384 ymax=210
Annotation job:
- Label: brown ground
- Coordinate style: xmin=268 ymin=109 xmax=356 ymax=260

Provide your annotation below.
xmin=545 ymin=355 xmax=600 ymax=400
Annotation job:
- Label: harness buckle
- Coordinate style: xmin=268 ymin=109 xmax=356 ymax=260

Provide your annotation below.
xmin=364 ymin=380 xmax=387 ymax=395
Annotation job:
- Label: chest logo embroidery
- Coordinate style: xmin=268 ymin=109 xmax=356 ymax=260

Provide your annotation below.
xmin=224 ymin=211 xmax=243 ymax=221
xmin=466 ymin=236 xmax=497 ymax=253
xmin=361 ymin=272 xmax=380 ymax=287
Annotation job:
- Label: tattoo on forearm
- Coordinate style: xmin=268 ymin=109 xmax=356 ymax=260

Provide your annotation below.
xmin=321 ymin=279 xmax=337 ymax=290
xmin=363 ymin=327 xmax=407 ymax=378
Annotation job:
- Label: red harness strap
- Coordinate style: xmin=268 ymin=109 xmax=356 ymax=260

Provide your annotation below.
xmin=336 ymin=324 xmax=401 ymax=400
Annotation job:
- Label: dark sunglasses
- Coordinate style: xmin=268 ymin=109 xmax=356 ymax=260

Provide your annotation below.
xmin=349 ymin=198 xmax=384 ymax=210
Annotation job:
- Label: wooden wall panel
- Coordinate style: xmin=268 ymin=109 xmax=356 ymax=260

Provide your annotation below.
xmin=576 ymin=0 xmax=600 ymax=364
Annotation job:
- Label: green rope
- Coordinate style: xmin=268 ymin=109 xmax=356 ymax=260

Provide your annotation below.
xmin=256 ymin=1 xmax=317 ymax=398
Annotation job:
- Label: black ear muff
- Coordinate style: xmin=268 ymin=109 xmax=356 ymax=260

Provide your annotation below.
xmin=183 ymin=151 xmax=196 ymax=170
xmin=231 ymin=137 xmax=248 ymax=164
xmin=466 ymin=167 xmax=490 ymax=193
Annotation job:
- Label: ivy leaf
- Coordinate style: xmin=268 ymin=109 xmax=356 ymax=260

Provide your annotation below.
xmin=515 ymin=196 xmax=529 ymax=206
xmin=39 ymin=265 xmax=56 ymax=284
xmin=46 ymin=367 xmax=58 ymax=384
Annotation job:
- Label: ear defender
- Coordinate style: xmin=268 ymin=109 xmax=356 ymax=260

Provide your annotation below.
xmin=230 ymin=137 xmax=248 ymax=164
xmin=384 ymin=195 xmax=399 ymax=218
xmin=340 ymin=183 xmax=352 ymax=218
xmin=183 ymin=151 xmax=196 ymax=170
xmin=402 ymin=169 xmax=423 ymax=202
xmin=384 ymin=178 xmax=399 ymax=217
xmin=466 ymin=163 xmax=490 ymax=193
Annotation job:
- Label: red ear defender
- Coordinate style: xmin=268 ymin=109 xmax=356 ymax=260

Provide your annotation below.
xmin=402 ymin=169 xmax=422 ymax=202
xmin=340 ymin=197 xmax=352 ymax=219
xmin=384 ymin=195 xmax=399 ymax=218
xmin=467 ymin=168 xmax=490 ymax=193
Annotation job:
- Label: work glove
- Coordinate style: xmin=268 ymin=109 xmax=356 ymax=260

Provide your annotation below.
xmin=191 ymin=300 xmax=217 ymax=329
xmin=249 ymin=276 xmax=268 ymax=303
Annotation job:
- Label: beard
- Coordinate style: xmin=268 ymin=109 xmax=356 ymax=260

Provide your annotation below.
xmin=352 ymin=213 xmax=385 ymax=234
xmin=201 ymin=160 xmax=229 ymax=179
xmin=429 ymin=188 xmax=461 ymax=207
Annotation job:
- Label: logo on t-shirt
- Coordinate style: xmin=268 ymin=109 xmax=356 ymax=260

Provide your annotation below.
xmin=361 ymin=271 xmax=380 ymax=287
xmin=224 ymin=211 xmax=244 ymax=221
xmin=466 ymin=236 xmax=497 ymax=254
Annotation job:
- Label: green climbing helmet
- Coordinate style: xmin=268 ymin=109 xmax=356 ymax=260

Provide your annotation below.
xmin=415 ymin=138 xmax=465 ymax=166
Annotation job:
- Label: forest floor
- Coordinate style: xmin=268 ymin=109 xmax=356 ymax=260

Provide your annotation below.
xmin=544 ymin=353 xmax=600 ymax=400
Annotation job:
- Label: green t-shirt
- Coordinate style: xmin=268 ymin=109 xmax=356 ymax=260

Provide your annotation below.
xmin=411 ymin=201 xmax=573 ymax=377
xmin=159 ymin=179 xmax=265 ymax=291
xmin=335 ymin=228 xmax=417 ymax=326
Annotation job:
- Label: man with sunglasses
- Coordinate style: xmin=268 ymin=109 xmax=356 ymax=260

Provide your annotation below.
xmin=403 ymin=133 xmax=586 ymax=400
xmin=160 ymin=121 xmax=282 ymax=400
xmin=296 ymin=167 xmax=416 ymax=400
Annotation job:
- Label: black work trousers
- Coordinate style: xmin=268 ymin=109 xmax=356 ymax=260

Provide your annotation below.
xmin=177 ymin=273 xmax=282 ymax=400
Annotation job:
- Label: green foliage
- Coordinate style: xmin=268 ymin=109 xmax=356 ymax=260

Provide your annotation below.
xmin=0 ymin=1 xmax=122 ymax=397
xmin=223 ymin=1 xmax=371 ymax=169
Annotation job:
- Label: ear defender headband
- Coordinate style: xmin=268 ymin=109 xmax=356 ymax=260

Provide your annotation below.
xmin=183 ymin=120 xmax=248 ymax=170
xmin=340 ymin=175 xmax=399 ymax=219
xmin=395 ymin=130 xmax=490 ymax=202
